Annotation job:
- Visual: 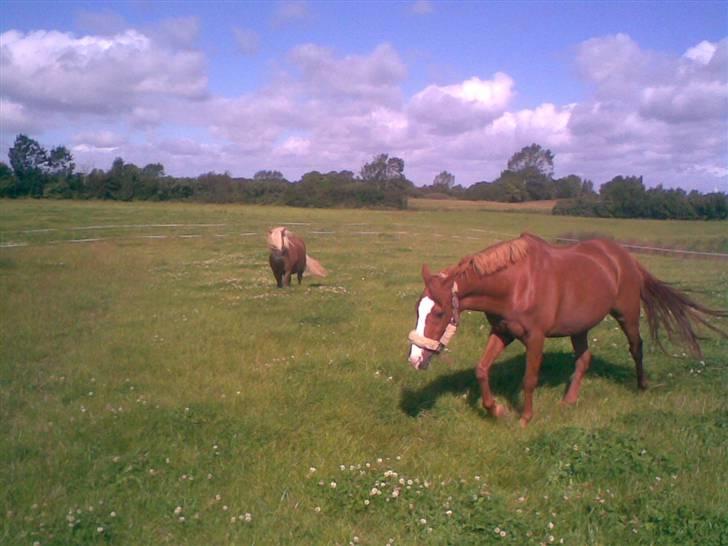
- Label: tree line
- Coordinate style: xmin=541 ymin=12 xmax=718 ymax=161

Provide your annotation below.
xmin=1 ymin=134 xmax=726 ymax=219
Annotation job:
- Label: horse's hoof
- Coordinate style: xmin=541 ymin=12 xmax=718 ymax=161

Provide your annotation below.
xmin=519 ymin=417 xmax=531 ymax=428
xmin=561 ymin=396 xmax=577 ymax=406
xmin=488 ymin=404 xmax=507 ymax=418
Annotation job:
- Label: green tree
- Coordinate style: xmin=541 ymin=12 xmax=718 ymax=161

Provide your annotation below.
xmin=600 ymin=176 xmax=647 ymax=218
xmin=8 ymin=134 xmax=48 ymax=197
xmin=0 ymin=162 xmax=18 ymax=197
xmin=507 ymin=143 xmax=554 ymax=178
xmin=432 ymin=170 xmax=455 ymax=190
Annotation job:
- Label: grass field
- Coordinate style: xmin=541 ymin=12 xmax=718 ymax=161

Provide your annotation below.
xmin=408 ymin=198 xmax=557 ymax=214
xmin=1 ymin=200 xmax=727 ymax=545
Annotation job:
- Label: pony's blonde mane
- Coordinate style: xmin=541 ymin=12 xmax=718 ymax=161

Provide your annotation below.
xmin=267 ymin=226 xmax=289 ymax=252
xmin=458 ymin=236 xmax=530 ymax=276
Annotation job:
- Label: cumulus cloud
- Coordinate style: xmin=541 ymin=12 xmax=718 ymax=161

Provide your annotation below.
xmin=0 ymin=29 xmax=207 ymax=116
xmin=408 ymin=73 xmax=514 ymax=134
xmin=274 ymin=1 xmax=311 ymax=26
xmin=288 ymin=43 xmax=406 ymax=106
xmin=233 ymin=27 xmax=260 ymax=55
xmin=410 ymin=1 xmax=434 ymax=15
xmin=2 ymin=20 xmax=725 ymax=191
xmin=566 ymin=34 xmax=727 ymax=187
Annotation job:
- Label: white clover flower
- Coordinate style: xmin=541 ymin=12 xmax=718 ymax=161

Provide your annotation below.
xmin=330 ymin=481 xmax=337 ymax=489
xmin=419 ymin=518 xmax=427 ymax=525
xmin=500 ymin=530 xmax=506 ymax=537
xmin=548 ymin=522 xmax=554 ymax=529
xmin=445 ymin=510 xmax=453 ymax=517
xmin=314 ymin=506 xmax=321 ymax=513
xmin=174 ymin=506 xmax=182 ymax=515
xmin=364 ymin=499 xmax=370 ymax=506
xmin=244 ymin=512 xmax=252 ymax=522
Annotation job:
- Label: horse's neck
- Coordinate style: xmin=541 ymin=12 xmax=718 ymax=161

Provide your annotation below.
xmin=452 ymin=269 xmax=509 ymax=314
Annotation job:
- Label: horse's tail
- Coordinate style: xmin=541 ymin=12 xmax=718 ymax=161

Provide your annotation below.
xmin=637 ymin=262 xmax=727 ymax=357
xmin=306 ymin=255 xmax=328 ymax=277
xmin=267 ymin=226 xmax=287 ymax=252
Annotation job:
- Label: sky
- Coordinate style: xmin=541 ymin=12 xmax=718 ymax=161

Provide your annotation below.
xmin=1 ymin=1 xmax=727 ymax=191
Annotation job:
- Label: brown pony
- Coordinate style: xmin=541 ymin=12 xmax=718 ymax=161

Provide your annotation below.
xmin=408 ymin=233 xmax=726 ymax=427
xmin=267 ymin=226 xmax=327 ymax=287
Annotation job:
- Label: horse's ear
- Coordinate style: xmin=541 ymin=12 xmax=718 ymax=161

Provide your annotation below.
xmin=421 ymin=263 xmax=432 ymax=283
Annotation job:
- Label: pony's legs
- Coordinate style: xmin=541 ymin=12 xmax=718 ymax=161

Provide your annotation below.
xmin=520 ymin=334 xmax=545 ymax=427
xmin=283 ymin=271 xmax=292 ymax=287
xmin=297 ymin=270 xmax=303 ymax=284
xmin=563 ymin=332 xmax=592 ymax=405
xmin=612 ymin=309 xmax=647 ymax=390
xmin=476 ymin=332 xmax=512 ymax=417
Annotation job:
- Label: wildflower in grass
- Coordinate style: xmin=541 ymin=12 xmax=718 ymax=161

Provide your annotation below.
xmin=330 ymin=481 xmax=337 ymax=489
xmin=419 ymin=518 xmax=427 ymax=525
xmin=179 ymin=516 xmax=185 ymax=522
xmin=244 ymin=512 xmax=252 ymax=522
xmin=363 ymin=500 xmax=370 ymax=506
xmin=548 ymin=522 xmax=554 ymax=529
xmin=110 ymin=511 xmax=116 ymax=517
xmin=445 ymin=510 xmax=453 ymax=517
xmin=500 ymin=530 xmax=506 ymax=537
xmin=174 ymin=506 xmax=182 ymax=515
xmin=314 ymin=506 xmax=321 ymax=513
xmin=230 ymin=516 xmax=236 ymax=523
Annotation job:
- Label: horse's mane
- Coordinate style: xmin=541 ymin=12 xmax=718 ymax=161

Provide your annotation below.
xmin=456 ymin=236 xmax=531 ymax=276
xmin=267 ymin=226 xmax=289 ymax=252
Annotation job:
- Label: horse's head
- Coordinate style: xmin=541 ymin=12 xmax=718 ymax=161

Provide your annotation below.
xmin=408 ymin=264 xmax=460 ymax=370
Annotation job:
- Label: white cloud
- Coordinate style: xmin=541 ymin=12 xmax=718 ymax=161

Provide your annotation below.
xmin=233 ymin=27 xmax=260 ymax=55
xmin=288 ymin=43 xmax=406 ymax=106
xmin=409 ymin=73 xmax=514 ymax=134
xmin=0 ymin=29 xmax=207 ymax=115
xmin=2 ymin=23 xmax=725 ymax=191
xmin=274 ymin=1 xmax=311 ymax=26
xmin=410 ymin=1 xmax=434 ymax=15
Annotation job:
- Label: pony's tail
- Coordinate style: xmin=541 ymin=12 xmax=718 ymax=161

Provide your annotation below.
xmin=638 ymin=262 xmax=727 ymax=357
xmin=306 ymin=255 xmax=328 ymax=277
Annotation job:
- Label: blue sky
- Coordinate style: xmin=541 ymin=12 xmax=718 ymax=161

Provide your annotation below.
xmin=1 ymin=1 xmax=726 ymax=190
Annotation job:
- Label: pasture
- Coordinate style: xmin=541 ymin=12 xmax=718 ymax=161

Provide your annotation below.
xmin=1 ymin=200 xmax=727 ymax=545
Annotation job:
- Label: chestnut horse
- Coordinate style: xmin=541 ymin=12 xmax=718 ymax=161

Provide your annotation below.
xmin=408 ymin=233 xmax=726 ymax=427
xmin=267 ymin=226 xmax=327 ymax=287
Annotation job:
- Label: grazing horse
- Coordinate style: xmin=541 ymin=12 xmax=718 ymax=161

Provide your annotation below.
xmin=408 ymin=233 xmax=726 ymax=427
xmin=267 ymin=226 xmax=327 ymax=287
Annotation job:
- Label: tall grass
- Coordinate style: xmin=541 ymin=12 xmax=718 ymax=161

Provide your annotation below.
xmin=1 ymin=200 xmax=726 ymax=545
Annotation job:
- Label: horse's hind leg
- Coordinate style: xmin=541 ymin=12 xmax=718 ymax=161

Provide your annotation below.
xmin=297 ymin=270 xmax=303 ymax=284
xmin=563 ymin=331 xmax=592 ymax=405
xmin=612 ymin=308 xmax=647 ymax=390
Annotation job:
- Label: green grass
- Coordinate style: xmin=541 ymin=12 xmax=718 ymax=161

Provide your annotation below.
xmin=1 ymin=200 xmax=727 ymax=545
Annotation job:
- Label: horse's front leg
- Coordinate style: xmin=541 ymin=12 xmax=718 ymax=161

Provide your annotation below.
xmin=476 ymin=332 xmax=512 ymax=418
xmin=520 ymin=334 xmax=545 ymax=427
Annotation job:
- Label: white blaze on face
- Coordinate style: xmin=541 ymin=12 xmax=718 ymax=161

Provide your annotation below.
xmin=409 ymin=296 xmax=435 ymax=365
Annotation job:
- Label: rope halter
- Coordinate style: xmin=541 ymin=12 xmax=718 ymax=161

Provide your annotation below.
xmin=408 ymin=284 xmax=460 ymax=352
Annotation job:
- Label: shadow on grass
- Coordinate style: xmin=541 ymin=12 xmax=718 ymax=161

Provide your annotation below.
xmin=399 ymin=351 xmax=635 ymax=418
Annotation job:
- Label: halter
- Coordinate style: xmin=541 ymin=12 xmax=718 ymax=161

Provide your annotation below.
xmin=408 ymin=285 xmax=460 ymax=352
